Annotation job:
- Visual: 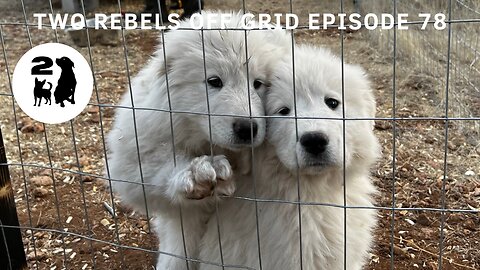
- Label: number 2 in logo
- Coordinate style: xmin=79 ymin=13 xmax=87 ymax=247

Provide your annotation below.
xmin=31 ymin=56 xmax=53 ymax=75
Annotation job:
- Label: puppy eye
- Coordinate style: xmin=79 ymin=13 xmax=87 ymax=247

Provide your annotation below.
xmin=253 ymin=79 xmax=263 ymax=90
xmin=207 ymin=76 xmax=223 ymax=88
xmin=325 ymin=98 xmax=340 ymax=110
xmin=276 ymin=107 xmax=291 ymax=115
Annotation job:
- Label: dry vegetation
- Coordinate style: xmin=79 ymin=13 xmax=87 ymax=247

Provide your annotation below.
xmin=0 ymin=0 xmax=478 ymax=269
xmin=361 ymin=0 xmax=480 ymax=121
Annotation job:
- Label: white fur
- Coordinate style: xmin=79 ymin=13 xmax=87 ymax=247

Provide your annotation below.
xmin=198 ymin=45 xmax=381 ymax=270
xmin=106 ymin=11 xmax=290 ymax=269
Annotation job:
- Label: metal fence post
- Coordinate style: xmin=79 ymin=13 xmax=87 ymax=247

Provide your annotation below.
xmin=0 ymin=127 xmax=27 ymax=270
xmin=353 ymin=0 xmax=361 ymax=14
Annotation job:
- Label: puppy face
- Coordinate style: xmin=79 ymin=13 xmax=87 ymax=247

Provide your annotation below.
xmin=157 ymin=12 xmax=290 ymax=150
xmin=265 ymin=45 xmax=379 ymax=175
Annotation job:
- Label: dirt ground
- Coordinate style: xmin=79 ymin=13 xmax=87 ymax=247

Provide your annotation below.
xmin=0 ymin=0 xmax=479 ymax=270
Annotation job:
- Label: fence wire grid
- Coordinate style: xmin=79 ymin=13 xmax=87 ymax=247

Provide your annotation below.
xmin=0 ymin=0 xmax=479 ymax=270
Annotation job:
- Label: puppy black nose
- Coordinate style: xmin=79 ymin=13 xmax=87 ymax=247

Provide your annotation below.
xmin=300 ymin=132 xmax=329 ymax=155
xmin=233 ymin=120 xmax=258 ymax=142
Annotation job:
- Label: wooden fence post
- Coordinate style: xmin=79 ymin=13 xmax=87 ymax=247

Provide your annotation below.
xmin=0 ymin=127 xmax=27 ymax=269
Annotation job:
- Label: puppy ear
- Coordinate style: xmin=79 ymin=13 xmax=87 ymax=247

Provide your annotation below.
xmin=69 ymin=58 xmax=75 ymax=68
xmin=35 ymin=77 xmax=39 ymax=82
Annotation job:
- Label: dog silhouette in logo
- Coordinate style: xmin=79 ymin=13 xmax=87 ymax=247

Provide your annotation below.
xmin=33 ymin=77 xmax=52 ymax=107
xmin=54 ymin=56 xmax=77 ymax=107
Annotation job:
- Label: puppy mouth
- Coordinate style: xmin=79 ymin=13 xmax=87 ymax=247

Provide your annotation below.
xmin=225 ymin=141 xmax=259 ymax=151
xmin=301 ymin=156 xmax=335 ymax=170
xmin=296 ymin=161 xmax=334 ymax=176
xmin=300 ymin=162 xmax=330 ymax=173
xmin=305 ymin=161 xmax=329 ymax=167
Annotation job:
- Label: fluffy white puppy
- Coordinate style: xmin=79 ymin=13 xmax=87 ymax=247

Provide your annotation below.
xmin=199 ymin=45 xmax=380 ymax=270
xmin=106 ymin=11 xmax=289 ymax=269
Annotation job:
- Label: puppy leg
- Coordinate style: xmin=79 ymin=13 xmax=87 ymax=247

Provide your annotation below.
xmin=34 ymin=96 xmax=37 ymax=106
xmin=155 ymin=209 xmax=209 ymax=270
xmin=111 ymin=152 xmax=234 ymax=269
xmin=111 ymin=150 xmax=236 ymax=219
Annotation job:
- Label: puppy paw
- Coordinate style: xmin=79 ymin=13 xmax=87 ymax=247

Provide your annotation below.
xmin=212 ymin=155 xmax=235 ymax=196
xmin=184 ymin=155 xmax=234 ymax=200
xmin=185 ymin=156 xmax=216 ymax=200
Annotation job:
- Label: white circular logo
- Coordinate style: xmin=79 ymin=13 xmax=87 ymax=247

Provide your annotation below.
xmin=12 ymin=43 xmax=93 ymax=124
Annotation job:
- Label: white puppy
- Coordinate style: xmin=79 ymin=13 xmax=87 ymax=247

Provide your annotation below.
xmin=106 ymin=11 xmax=289 ymax=269
xmin=199 ymin=45 xmax=380 ymax=270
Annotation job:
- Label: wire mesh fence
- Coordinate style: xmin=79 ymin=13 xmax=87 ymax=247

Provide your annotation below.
xmin=0 ymin=0 xmax=479 ymax=270
xmin=360 ymin=0 xmax=480 ymax=129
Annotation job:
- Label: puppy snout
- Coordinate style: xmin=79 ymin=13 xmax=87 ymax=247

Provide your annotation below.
xmin=300 ymin=132 xmax=329 ymax=155
xmin=233 ymin=119 xmax=258 ymax=143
